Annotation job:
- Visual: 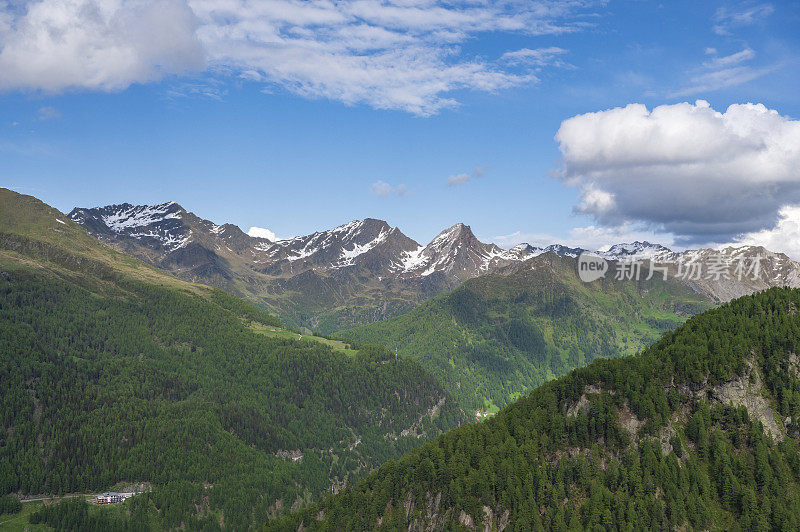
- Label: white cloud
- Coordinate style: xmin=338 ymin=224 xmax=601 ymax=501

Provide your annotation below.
xmin=702 ymin=47 xmax=755 ymax=69
xmin=554 ymin=100 xmax=800 ymax=245
xmin=492 ymin=230 xmax=559 ymax=248
xmin=247 ymin=226 xmax=277 ymax=241
xmin=713 ymin=3 xmax=773 ymax=35
xmin=566 ymin=224 xmax=675 ymax=251
xmin=672 ymin=47 xmax=772 ymax=97
xmin=0 ymin=0 xmax=205 ymax=92
xmin=732 ymin=205 xmax=800 ymax=260
xmin=492 ymin=224 xmax=675 ymax=250
xmin=493 ymin=223 xmax=675 ymax=252
xmin=500 ymin=46 xmax=568 ymax=67
xmin=446 ymin=165 xmax=488 ymax=187
xmin=446 ymin=173 xmax=471 ymax=187
xmin=371 ymin=180 xmax=409 ymax=197
xmin=37 ymin=106 xmax=60 ymax=120
xmin=0 ymin=0 xmax=597 ymax=114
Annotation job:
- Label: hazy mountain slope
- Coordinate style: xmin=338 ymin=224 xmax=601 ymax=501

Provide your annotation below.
xmin=282 ymin=287 xmax=800 ymax=531
xmin=339 ymin=253 xmax=712 ymax=413
xmin=0 ymin=189 xmax=465 ymax=529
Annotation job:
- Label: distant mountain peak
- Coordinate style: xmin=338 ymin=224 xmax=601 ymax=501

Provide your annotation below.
xmin=429 ymin=223 xmax=474 ymax=245
xmin=68 ymin=199 xmax=800 ymax=331
xmin=601 ymin=241 xmax=672 ymax=259
xmin=68 ymin=202 xmax=191 ymax=252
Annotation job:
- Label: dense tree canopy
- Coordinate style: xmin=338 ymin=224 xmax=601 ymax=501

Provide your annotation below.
xmin=282 ymin=287 xmax=800 ymax=531
xmin=340 ymin=255 xmax=710 ymax=412
xmin=0 ymin=262 xmax=462 ymax=529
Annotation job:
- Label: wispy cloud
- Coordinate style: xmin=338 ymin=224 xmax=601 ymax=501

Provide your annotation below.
xmin=446 ymin=166 xmax=489 ymax=187
xmin=713 ymin=3 xmax=773 ymax=35
xmin=671 ymin=47 xmax=773 ymax=97
xmin=164 ymin=78 xmax=227 ymax=101
xmin=492 ymin=223 xmax=674 ymax=251
xmin=37 ymin=106 xmax=60 ymax=120
xmin=371 ymin=180 xmax=410 ymax=197
xmin=702 ymin=47 xmax=755 ymax=69
xmin=0 ymin=0 xmax=600 ymax=115
xmin=499 ymin=47 xmax=568 ymax=68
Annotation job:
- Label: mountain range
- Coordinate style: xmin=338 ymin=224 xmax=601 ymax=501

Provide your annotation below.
xmin=0 ymin=188 xmax=464 ymax=528
xmin=69 ymin=201 xmax=800 ymax=332
xmin=6 ymin=188 xmax=800 ymax=530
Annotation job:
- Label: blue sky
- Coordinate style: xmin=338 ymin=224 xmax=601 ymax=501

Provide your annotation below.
xmin=1 ymin=0 xmax=799 ymax=254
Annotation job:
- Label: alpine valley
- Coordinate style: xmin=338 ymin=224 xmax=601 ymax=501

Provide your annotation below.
xmin=0 ymin=189 xmax=466 ymax=529
xmin=4 ymin=188 xmax=800 ymax=530
xmin=68 ymin=200 xmax=800 ymax=416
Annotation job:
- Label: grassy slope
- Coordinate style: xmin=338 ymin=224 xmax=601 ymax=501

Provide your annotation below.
xmin=282 ymin=287 xmax=800 ymax=531
xmin=340 ymin=254 xmax=712 ymax=412
xmin=0 ymin=501 xmax=48 ymax=531
xmin=248 ymin=323 xmax=358 ymax=356
xmin=0 ymin=189 xmax=464 ymax=529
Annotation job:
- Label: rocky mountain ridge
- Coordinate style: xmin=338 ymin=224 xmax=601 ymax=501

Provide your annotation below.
xmin=68 ymin=202 xmax=800 ymax=330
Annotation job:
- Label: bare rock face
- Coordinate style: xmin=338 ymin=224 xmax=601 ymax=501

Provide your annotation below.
xmin=676 ymin=355 xmax=784 ymax=441
xmin=709 ymin=358 xmax=785 ymax=441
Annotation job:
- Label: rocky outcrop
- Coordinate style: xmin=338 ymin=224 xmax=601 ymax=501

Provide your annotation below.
xmin=709 ymin=359 xmax=784 ymax=441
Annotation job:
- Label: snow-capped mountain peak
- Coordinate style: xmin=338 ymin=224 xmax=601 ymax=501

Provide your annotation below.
xmin=68 ymin=201 xmax=800 ymax=327
xmin=263 ymin=218 xmax=420 ymax=272
xmin=599 ymin=241 xmax=673 ymax=261
xmin=68 ymin=202 xmax=191 ymax=252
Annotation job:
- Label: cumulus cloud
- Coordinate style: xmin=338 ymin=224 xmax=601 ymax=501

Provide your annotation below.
xmin=247 ymin=226 xmax=277 ymax=241
xmin=0 ymin=0 xmax=596 ymax=114
xmin=0 ymin=0 xmax=205 ymax=92
xmin=554 ymin=100 xmax=800 ymax=245
xmin=446 ymin=166 xmax=488 ymax=187
xmin=732 ymin=206 xmax=800 ymax=260
xmin=371 ymin=180 xmax=409 ymax=197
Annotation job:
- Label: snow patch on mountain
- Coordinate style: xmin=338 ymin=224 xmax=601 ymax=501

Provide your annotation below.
xmin=100 ymin=203 xmax=182 ymax=233
xmin=130 ymin=230 xmax=191 ymax=251
xmin=333 ymin=226 xmax=392 ymax=267
xmin=598 ymin=241 xmax=673 ymax=261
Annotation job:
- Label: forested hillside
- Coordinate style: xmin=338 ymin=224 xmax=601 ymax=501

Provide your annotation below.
xmin=340 ymin=253 xmax=711 ymax=412
xmin=282 ymin=287 xmax=800 ymax=530
xmin=0 ymin=189 xmax=464 ymax=529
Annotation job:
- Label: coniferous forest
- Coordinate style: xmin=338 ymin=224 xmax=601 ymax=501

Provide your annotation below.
xmin=4 ymin=189 xmax=800 ymax=530
xmin=0 ymin=190 xmax=464 ymax=529
xmin=281 ymin=287 xmax=800 ymax=530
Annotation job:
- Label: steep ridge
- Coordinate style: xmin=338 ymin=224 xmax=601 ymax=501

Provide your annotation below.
xmin=395 ymin=223 xmax=514 ymax=283
xmin=69 ymin=204 xmax=440 ymax=331
xmin=340 ymin=253 xmax=712 ymax=413
xmin=281 ymin=287 xmax=800 ymax=531
xmin=1 ymin=189 xmax=465 ymax=528
xmin=69 ymin=202 xmax=800 ymax=332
